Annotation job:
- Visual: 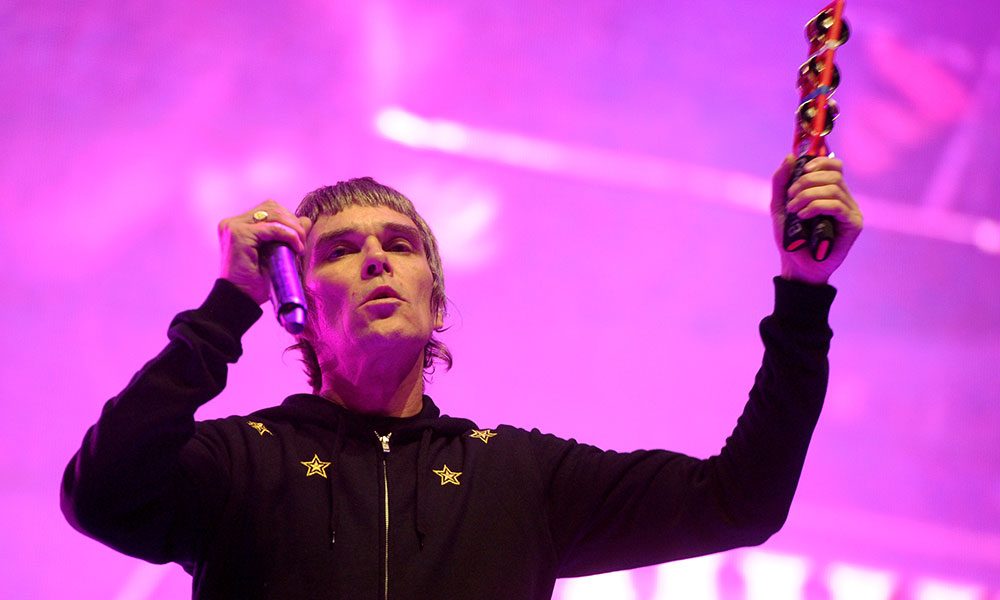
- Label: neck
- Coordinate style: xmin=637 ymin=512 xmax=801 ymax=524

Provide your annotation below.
xmin=318 ymin=347 xmax=426 ymax=418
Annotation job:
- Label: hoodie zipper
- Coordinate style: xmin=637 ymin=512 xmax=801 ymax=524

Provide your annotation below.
xmin=376 ymin=432 xmax=392 ymax=600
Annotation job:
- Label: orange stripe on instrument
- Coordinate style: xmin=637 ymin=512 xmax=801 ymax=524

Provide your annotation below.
xmin=783 ymin=0 xmax=849 ymax=262
xmin=804 ymin=0 xmax=846 ymax=157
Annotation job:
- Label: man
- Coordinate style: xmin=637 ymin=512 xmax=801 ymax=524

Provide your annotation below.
xmin=61 ymin=156 xmax=862 ymax=599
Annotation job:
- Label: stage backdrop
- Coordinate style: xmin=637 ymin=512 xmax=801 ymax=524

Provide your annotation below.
xmin=2 ymin=1 xmax=998 ymax=598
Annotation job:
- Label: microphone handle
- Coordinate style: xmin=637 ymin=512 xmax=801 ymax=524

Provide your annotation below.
xmin=262 ymin=243 xmax=307 ymax=334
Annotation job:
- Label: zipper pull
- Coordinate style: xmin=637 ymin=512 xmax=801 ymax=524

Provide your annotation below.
xmin=376 ymin=432 xmax=392 ymax=453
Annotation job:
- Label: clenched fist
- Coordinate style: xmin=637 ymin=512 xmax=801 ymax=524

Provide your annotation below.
xmin=218 ymin=200 xmax=312 ymax=304
xmin=771 ymin=155 xmax=863 ymax=285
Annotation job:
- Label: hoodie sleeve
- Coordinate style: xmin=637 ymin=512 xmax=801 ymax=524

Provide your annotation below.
xmin=60 ymin=279 xmax=262 ymax=565
xmin=533 ymin=277 xmax=836 ymax=577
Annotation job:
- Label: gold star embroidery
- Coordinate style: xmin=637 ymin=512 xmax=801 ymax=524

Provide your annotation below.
xmin=300 ymin=454 xmax=331 ymax=478
xmin=469 ymin=429 xmax=497 ymax=444
xmin=247 ymin=421 xmax=273 ymax=436
xmin=432 ymin=464 xmax=462 ymax=486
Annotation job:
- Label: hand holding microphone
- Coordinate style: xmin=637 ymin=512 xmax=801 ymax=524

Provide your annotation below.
xmin=256 ymin=214 xmax=307 ymax=334
xmin=219 ymin=201 xmax=311 ymax=334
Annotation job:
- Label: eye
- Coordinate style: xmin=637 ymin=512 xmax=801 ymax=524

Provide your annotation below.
xmin=327 ymin=245 xmax=355 ymax=259
xmin=387 ymin=239 xmax=415 ymax=253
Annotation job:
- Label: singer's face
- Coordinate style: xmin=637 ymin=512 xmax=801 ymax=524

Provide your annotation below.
xmin=301 ymin=205 xmax=441 ymax=362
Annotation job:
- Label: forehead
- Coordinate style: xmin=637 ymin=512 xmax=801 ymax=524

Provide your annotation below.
xmin=309 ymin=204 xmax=418 ymax=236
xmin=306 ymin=205 xmax=421 ymax=255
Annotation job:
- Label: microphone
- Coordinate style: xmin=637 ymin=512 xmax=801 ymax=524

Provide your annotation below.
xmin=261 ymin=243 xmax=307 ymax=334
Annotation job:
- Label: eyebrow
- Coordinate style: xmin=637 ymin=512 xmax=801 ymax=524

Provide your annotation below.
xmin=312 ymin=222 xmax=423 ymax=255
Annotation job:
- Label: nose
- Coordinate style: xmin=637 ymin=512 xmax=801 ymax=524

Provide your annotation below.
xmin=361 ymin=239 xmax=392 ymax=279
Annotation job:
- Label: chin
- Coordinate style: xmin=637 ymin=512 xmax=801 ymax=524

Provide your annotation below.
xmin=358 ymin=321 xmax=430 ymax=348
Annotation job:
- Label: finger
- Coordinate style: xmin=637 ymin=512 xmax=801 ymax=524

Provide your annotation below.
xmin=792 ymin=179 xmax=859 ymax=215
xmin=804 ymin=156 xmax=843 ymax=174
xmin=800 ymin=159 xmax=856 ymax=212
xmin=838 ymin=186 xmax=859 ymax=213
xmin=787 ymin=170 xmax=844 ymax=198
xmin=771 ymin=154 xmax=796 ymax=212
xmin=795 ymin=199 xmax=858 ymax=224
xmin=252 ymin=222 xmax=307 ymax=254
xmin=794 ymin=184 xmax=856 ymax=214
xmin=787 ymin=184 xmax=850 ymax=213
xmin=251 ymin=200 xmax=307 ymax=238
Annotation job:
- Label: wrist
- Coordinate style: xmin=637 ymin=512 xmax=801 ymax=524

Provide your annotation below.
xmin=780 ymin=265 xmax=830 ymax=286
xmin=220 ymin=273 xmax=269 ymax=305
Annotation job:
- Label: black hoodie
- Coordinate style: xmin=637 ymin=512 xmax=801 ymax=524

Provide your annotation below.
xmin=62 ymin=276 xmax=836 ymax=599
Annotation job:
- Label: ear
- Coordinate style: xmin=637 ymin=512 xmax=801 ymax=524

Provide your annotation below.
xmin=434 ymin=305 xmax=445 ymax=330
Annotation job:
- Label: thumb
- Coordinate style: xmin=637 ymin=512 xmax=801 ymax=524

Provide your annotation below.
xmin=771 ymin=154 xmax=796 ymax=213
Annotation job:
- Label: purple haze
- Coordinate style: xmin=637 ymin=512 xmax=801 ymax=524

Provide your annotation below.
xmin=2 ymin=1 xmax=998 ymax=598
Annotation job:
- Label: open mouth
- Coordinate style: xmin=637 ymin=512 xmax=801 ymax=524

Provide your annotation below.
xmin=363 ymin=286 xmax=403 ymax=304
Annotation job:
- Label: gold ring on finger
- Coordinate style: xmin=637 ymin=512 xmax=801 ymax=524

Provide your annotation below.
xmin=251 ymin=210 xmax=269 ymax=223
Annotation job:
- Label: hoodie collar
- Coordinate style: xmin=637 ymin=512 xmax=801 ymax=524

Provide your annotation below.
xmin=279 ymin=393 xmax=475 ymax=440
xmin=280 ymin=393 xmax=476 ymax=552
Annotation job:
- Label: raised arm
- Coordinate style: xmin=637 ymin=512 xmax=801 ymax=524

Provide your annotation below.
xmin=535 ymin=157 xmax=861 ymax=576
xmin=60 ymin=201 xmax=310 ymax=564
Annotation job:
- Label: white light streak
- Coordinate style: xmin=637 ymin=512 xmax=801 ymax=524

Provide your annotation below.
xmin=374 ymin=107 xmax=1000 ymax=256
xmin=791 ymin=503 xmax=1000 ymax=567
xmin=375 ymin=108 xmax=468 ymax=151
xmin=827 ymin=563 xmax=896 ymax=600
xmin=741 ymin=551 xmax=809 ymax=600
xmin=652 ymin=554 xmax=723 ymax=600
xmin=559 ymin=571 xmax=638 ymax=600
xmin=972 ymin=218 xmax=1000 ymax=254
xmin=914 ymin=579 xmax=986 ymax=600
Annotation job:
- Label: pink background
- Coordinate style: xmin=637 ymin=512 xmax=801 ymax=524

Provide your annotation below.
xmin=2 ymin=1 xmax=998 ymax=598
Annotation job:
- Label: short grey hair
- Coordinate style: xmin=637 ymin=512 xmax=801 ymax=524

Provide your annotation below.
xmin=289 ymin=177 xmax=452 ymax=391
